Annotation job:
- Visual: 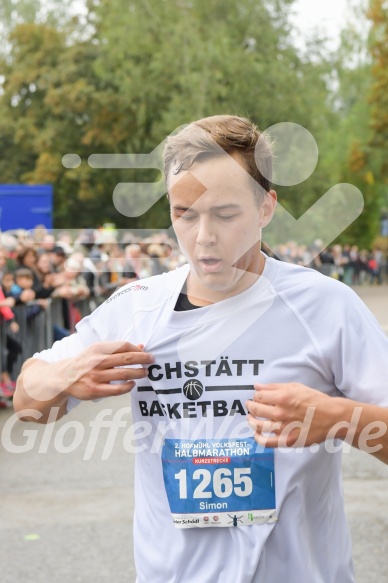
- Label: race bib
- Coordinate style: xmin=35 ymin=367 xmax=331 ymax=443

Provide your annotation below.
xmin=162 ymin=437 xmax=277 ymax=528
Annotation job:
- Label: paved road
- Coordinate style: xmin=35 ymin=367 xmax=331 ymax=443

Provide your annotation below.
xmin=341 ymin=286 xmax=388 ymax=583
xmin=1 ymin=284 xmax=388 ymax=583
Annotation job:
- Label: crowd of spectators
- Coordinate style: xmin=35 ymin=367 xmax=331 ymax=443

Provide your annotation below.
xmin=0 ymin=226 xmax=185 ymax=301
xmin=266 ymin=240 xmax=388 ymax=286
xmin=0 ymin=226 xmax=387 ymax=407
xmin=0 ymin=226 xmax=185 ymax=407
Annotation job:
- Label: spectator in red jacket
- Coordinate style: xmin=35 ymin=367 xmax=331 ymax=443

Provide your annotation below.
xmin=0 ymin=285 xmax=22 ymax=404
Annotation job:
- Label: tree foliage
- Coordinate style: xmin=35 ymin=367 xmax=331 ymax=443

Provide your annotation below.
xmin=334 ymin=0 xmax=388 ymax=248
xmin=0 ymin=0 xmax=385 ymax=244
xmin=368 ymin=0 xmax=388 ymax=177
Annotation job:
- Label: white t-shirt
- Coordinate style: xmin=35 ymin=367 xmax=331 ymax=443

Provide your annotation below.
xmin=35 ymin=257 xmax=388 ymax=583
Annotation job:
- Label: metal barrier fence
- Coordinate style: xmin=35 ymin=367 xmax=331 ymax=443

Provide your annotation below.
xmin=0 ymin=298 xmax=93 ymax=380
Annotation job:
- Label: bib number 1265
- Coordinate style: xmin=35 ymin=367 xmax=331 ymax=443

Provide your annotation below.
xmin=162 ymin=438 xmax=276 ymax=527
xmin=175 ymin=467 xmax=253 ymax=499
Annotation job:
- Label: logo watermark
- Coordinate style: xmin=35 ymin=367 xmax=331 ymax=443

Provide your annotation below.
xmin=61 ymin=122 xmax=364 ymax=263
xmin=2 ymin=405 xmax=385 ymax=459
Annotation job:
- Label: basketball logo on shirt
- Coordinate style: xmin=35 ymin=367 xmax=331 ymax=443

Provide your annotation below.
xmin=183 ymin=379 xmax=204 ymax=401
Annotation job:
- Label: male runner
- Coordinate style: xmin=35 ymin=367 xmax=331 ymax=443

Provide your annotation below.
xmin=15 ymin=115 xmax=388 ymax=582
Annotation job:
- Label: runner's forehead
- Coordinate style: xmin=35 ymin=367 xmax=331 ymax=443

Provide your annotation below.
xmin=169 ymin=173 xmax=243 ymax=211
xmin=168 ymin=162 xmax=254 ymax=209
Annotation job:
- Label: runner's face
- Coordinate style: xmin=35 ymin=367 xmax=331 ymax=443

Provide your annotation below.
xmin=169 ymin=154 xmax=276 ymax=303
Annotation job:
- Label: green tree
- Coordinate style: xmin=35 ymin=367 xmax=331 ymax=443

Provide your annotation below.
xmin=368 ymin=0 xmax=388 ymax=193
xmin=0 ymin=0 xmax=350 ymax=229
xmin=331 ymin=0 xmax=388 ymax=248
xmin=87 ymin=0 xmax=335 ymax=226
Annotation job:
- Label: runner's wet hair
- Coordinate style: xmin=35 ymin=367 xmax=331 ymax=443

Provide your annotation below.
xmin=163 ymin=114 xmax=273 ymax=203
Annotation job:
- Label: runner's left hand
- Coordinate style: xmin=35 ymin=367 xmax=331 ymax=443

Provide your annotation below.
xmin=245 ymin=382 xmax=339 ymax=448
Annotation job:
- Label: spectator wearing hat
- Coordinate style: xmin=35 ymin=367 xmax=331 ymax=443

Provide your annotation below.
xmin=50 ymin=245 xmax=68 ymax=274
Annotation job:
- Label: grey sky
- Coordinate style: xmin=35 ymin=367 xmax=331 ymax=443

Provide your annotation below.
xmin=290 ymin=0 xmax=350 ymax=49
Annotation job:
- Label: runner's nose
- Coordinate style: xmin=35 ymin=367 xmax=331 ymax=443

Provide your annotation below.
xmin=196 ymin=216 xmax=216 ymax=247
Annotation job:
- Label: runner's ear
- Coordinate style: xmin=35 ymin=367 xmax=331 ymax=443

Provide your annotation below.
xmin=258 ymin=190 xmax=277 ymax=228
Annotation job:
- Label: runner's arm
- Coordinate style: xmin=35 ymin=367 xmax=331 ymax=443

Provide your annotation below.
xmin=14 ymin=340 xmax=153 ymax=424
xmin=246 ymin=382 xmax=388 ymax=464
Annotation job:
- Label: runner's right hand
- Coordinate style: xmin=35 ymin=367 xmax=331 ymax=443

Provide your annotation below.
xmin=63 ymin=341 xmax=153 ymax=401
